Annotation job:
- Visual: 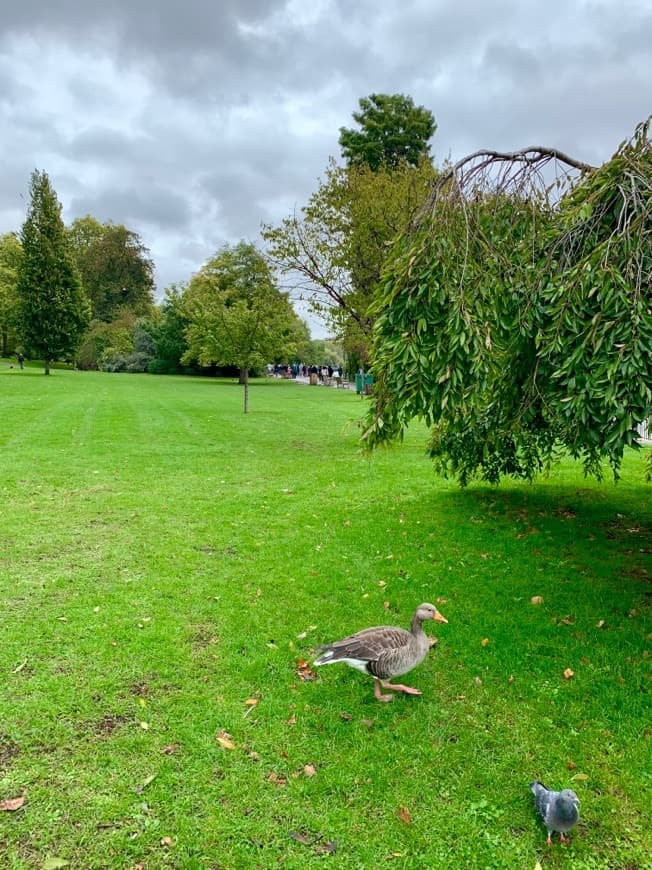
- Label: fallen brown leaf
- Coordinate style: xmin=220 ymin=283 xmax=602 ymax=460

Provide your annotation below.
xmin=296 ymin=658 xmax=316 ymax=681
xmin=267 ymin=772 xmax=287 ymax=786
xmin=0 ymin=796 xmax=25 ymax=812
xmin=530 ymin=596 xmax=544 ymax=605
xmin=215 ymin=729 xmax=235 ymax=750
xmin=397 ymin=805 xmax=412 ymax=824
xmin=160 ymin=836 xmax=174 ymax=847
xmin=563 ymin=668 xmax=575 ymax=680
xmin=481 ymin=637 xmax=490 ymax=646
xmin=162 ymin=742 xmax=179 ymax=755
xmin=303 ymin=764 xmax=316 ymax=777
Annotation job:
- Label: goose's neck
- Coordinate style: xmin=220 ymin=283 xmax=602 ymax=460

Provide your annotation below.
xmin=410 ymin=613 xmax=426 ymax=636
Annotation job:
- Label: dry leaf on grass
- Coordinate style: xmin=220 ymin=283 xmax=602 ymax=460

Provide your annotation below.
xmin=563 ymin=668 xmax=575 ymax=679
xmin=0 ymin=796 xmax=25 ymax=812
xmin=397 ymin=806 xmax=412 ymax=824
xmin=296 ymin=658 xmax=316 ymax=681
xmin=303 ymin=764 xmax=316 ymax=777
xmin=267 ymin=772 xmax=287 ymax=786
xmin=215 ymin=729 xmax=235 ymax=750
xmin=481 ymin=637 xmax=490 ymax=646
xmin=530 ymin=596 xmax=544 ymax=605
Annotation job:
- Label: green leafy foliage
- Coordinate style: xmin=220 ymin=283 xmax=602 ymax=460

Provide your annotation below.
xmin=16 ymin=170 xmax=90 ymax=374
xmin=364 ymin=119 xmax=652 ymax=484
xmin=0 ymin=232 xmax=22 ymax=355
xmin=144 ymin=286 xmax=190 ymax=373
xmin=68 ymin=215 xmax=155 ymax=321
xmin=339 ymin=93 xmax=436 ymax=171
xmin=537 ymin=120 xmax=652 ymax=478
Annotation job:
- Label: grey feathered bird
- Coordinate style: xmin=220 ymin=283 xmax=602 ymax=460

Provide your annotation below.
xmin=530 ymin=781 xmax=580 ymax=845
xmin=313 ymin=603 xmax=447 ymax=701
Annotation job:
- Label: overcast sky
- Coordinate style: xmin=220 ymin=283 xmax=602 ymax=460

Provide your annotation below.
xmin=1 ymin=0 xmax=650 ymax=336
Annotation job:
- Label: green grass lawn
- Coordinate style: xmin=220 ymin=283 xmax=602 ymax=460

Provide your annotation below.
xmin=0 ymin=362 xmax=650 ymax=869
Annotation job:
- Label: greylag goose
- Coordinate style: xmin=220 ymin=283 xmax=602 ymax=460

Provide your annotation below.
xmin=530 ymin=781 xmax=580 ymax=845
xmin=313 ymin=603 xmax=447 ymax=702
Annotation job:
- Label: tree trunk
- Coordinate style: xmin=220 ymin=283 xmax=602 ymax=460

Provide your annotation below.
xmin=44 ymin=356 xmax=50 ymax=375
xmin=1 ymin=330 xmax=7 ymax=357
xmin=241 ymin=367 xmax=249 ymax=413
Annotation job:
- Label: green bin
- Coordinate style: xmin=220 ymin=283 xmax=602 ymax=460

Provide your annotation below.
xmin=355 ymin=373 xmax=373 ymax=394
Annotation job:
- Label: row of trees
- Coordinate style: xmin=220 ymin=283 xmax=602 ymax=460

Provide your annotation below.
xmin=0 ymin=174 xmax=333 ymax=404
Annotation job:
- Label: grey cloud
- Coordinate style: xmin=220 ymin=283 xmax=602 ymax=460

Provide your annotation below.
xmin=69 ymin=185 xmax=191 ymax=230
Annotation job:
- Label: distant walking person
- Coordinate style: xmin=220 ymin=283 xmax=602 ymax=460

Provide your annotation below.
xmin=17 ymin=353 xmax=24 ymax=370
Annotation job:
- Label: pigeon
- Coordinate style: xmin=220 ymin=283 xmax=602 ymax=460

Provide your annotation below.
xmin=530 ymin=781 xmax=580 ymax=845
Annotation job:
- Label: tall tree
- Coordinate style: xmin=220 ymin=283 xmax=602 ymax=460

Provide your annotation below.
xmin=0 ymin=232 xmax=22 ymax=357
xmin=263 ymin=156 xmax=437 ymax=367
xmin=69 ymin=216 xmax=155 ymax=321
xmin=339 ymin=93 xmax=436 ymax=171
xmin=182 ymin=242 xmax=302 ymax=412
xmin=16 ymin=171 xmax=90 ymax=374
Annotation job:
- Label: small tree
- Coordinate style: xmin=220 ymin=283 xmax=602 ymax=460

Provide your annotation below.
xmin=16 ymin=171 xmax=90 ymax=374
xmin=182 ymin=242 xmax=302 ymax=412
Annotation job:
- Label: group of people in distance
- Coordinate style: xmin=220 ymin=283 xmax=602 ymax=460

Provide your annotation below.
xmin=270 ymin=363 xmax=342 ymax=382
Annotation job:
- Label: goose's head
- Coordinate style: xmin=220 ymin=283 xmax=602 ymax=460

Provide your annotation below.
xmin=417 ymin=602 xmax=448 ymax=624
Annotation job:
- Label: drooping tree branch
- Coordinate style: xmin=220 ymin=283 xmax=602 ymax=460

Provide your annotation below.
xmin=415 ymin=146 xmax=597 ymax=227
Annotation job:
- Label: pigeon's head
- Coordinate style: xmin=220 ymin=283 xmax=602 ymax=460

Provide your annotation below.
xmin=560 ymin=789 xmax=580 ymax=807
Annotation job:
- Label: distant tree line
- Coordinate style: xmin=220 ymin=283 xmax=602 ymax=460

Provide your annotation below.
xmin=0 ymin=176 xmax=331 ymax=385
xmin=2 ymin=96 xmax=650 ymax=473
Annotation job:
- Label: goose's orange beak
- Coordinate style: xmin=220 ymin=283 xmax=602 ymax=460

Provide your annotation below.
xmin=434 ymin=611 xmax=448 ymax=624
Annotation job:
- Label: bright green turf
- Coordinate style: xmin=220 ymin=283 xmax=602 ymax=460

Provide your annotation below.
xmin=0 ymin=361 xmax=650 ymax=868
